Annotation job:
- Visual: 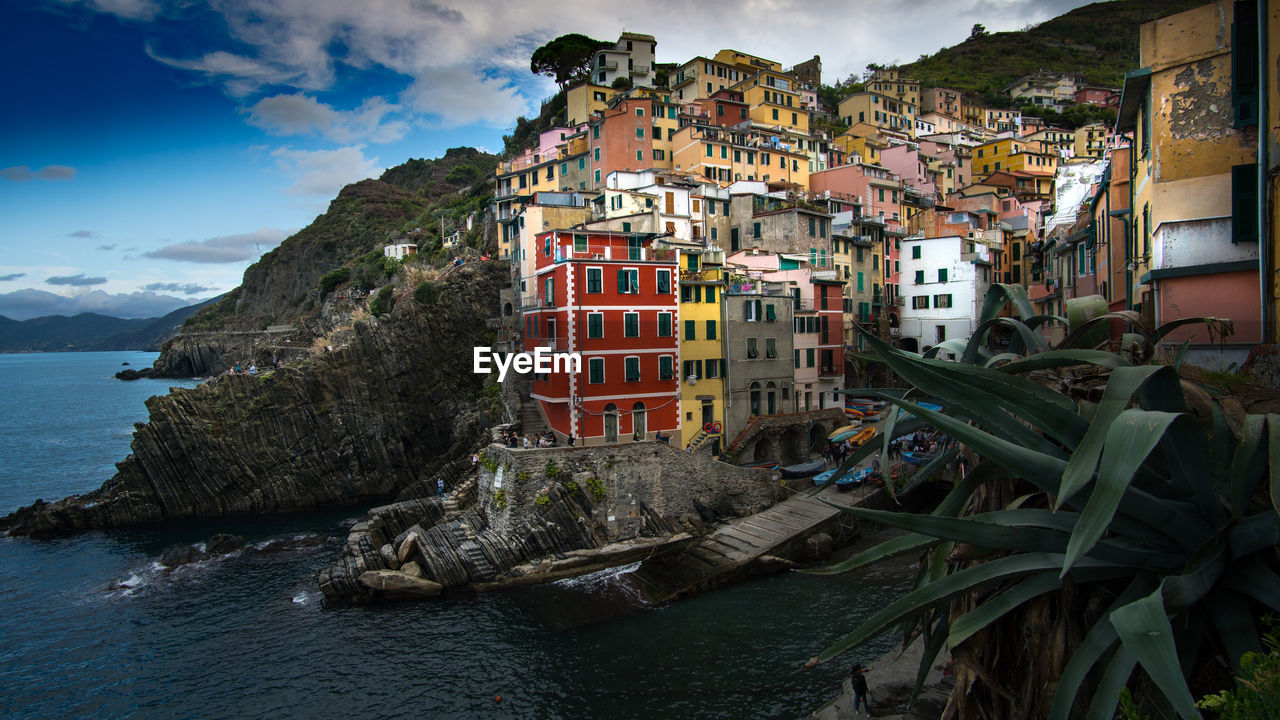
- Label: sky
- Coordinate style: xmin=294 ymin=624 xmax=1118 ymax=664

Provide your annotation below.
xmin=0 ymin=0 xmax=1099 ymax=320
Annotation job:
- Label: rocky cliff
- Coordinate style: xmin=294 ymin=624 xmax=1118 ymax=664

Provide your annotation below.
xmin=1 ymin=262 xmax=506 ymax=537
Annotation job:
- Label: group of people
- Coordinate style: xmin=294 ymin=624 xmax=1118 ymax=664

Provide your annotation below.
xmin=230 ymin=356 xmax=279 ymax=377
xmin=886 ymin=428 xmax=944 ymax=460
xmin=501 ymin=429 xmax=562 ymax=449
xmin=820 ymin=436 xmax=859 ymax=467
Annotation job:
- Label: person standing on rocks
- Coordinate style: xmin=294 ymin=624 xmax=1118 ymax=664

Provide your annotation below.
xmin=850 ymin=662 xmax=871 ymax=716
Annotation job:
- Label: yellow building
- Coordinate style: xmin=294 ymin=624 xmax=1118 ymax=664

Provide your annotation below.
xmin=671 ymin=123 xmax=810 ymax=188
xmin=713 ymin=49 xmax=783 ymax=74
xmin=837 ymin=91 xmax=916 ymax=138
xmin=1073 ymin=123 xmax=1112 ymax=159
xmin=832 ymin=125 xmax=887 ymax=164
xmin=735 ymin=71 xmax=809 ymax=135
xmin=972 ymin=137 xmax=1059 ymax=176
xmin=673 ymin=244 xmax=728 ymax=453
xmin=565 ymin=83 xmax=617 ymax=126
xmin=865 ymin=68 xmax=919 ymax=110
xmin=1117 ymin=0 xmax=1262 ymax=355
xmin=669 ymin=54 xmax=751 ymax=102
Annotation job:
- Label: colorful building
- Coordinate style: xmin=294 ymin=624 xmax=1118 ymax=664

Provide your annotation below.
xmin=672 ymin=243 xmax=727 ymax=452
xmin=1116 ymin=0 xmax=1261 ymax=366
xmin=523 ymin=229 xmax=680 ymax=445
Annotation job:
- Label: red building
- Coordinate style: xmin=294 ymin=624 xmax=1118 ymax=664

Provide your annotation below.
xmin=1074 ymin=86 xmax=1120 ymax=110
xmin=692 ymin=89 xmax=749 ymax=126
xmin=523 ymin=229 xmax=680 ymax=445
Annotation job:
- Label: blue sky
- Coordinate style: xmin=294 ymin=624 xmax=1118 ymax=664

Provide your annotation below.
xmin=0 ymin=0 xmax=1094 ymax=320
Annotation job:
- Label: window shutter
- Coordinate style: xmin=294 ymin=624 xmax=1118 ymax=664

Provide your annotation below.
xmin=1232 ymin=163 xmax=1259 ymax=243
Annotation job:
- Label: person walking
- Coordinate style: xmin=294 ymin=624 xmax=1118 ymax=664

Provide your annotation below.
xmin=850 ymin=662 xmax=871 ymax=716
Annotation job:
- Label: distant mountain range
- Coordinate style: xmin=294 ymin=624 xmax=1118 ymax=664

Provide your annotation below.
xmin=0 ymin=296 xmax=220 ymax=353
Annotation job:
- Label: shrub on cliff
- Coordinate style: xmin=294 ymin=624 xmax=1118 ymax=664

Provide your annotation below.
xmin=370 ymin=285 xmax=396 ymax=317
xmin=319 ymin=268 xmax=351 ymax=296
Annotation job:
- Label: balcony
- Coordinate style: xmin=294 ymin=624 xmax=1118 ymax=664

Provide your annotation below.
xmin=598 ymin=60 xmax=619 ymax=71
xmin=535 ymin=337 xmax=570 ymax=352
xmin=552 ymin=244 xmax=677 ymax=263
xmin=680 ymin=268 xmax=722 ymax=283
xmin=629 ymin=63 xmax=651 ymax=76
xmin=819 ymin=366 xmax=841 ymax=378
xmin=792 ymin=299 xmax=816 ymax=312
xmin=518 ymin=294 xmax=554 ymax=310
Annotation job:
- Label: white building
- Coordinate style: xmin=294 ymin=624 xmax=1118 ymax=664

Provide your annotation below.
xmin=383 ymin=243 xmax=417 ymax=260
xmin=589 ymin=32 xmax=657 ymax=89
xmin=897 ymin=234 xmax=993 ymax=355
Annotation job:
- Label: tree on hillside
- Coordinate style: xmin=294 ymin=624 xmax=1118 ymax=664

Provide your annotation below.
xmin=530 ymin=33 xmax=612 ymax=91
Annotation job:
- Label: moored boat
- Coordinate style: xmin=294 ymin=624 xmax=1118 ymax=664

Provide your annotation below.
xmin=780 ymin=459 xmax=826 ymax=478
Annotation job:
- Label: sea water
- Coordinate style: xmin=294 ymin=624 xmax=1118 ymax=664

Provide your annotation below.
xmin=0 ymin=352 xmax=908 ymax=719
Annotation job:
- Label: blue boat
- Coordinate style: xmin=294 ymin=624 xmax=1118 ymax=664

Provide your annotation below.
xmin=837 ymin=467 xmax=875 ymax=489
xmin=780 ymin=459 xmax=826 ymax=478
xmin=901 ymin=451 xmax=935 ymax=466
xmin=900 ymin=402 xmax=944 ymax=422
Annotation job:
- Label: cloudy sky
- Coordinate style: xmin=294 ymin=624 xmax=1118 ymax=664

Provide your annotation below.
xmin=0 ymin=0 xmax=1097 ymax=320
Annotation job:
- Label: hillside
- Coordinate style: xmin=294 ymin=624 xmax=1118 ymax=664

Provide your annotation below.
xmin=183 ymin=147 xmax=499 ymax=332
xmin=0 ymin=298 xmax=216 ymax=353
xmin=896 ymin=0 xmax=1208 ymax=103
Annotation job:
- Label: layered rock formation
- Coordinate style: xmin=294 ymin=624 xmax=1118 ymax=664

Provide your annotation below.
xmin=1 ymin=263 xmax=506 ymax=537
xmin=317 ymin=441 xmax=785 ymax=603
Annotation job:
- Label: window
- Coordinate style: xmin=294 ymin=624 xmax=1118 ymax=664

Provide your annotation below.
xmin=820 ymin=290 xmax=829 ymax=310
xmin=705 ymin=359 xmax=721 ymax=378
xmin=806 ymin=348 xmax=815 ymax=367
xmin=936 ymin=325 xmax=946 ymax=343
xmin=746 ymin=337 xmax=759 ymax=358
xmin=705 ymin=287 xmax=716 ymax=303
xmin=683 ymin=359 xmax=701 ymax=378
xmin=706 ymin=320 xmax=716 ymax=340
xmin=579 ymin=157 xmax=586 ymax=170
xmin=809 ymin=217 xmax=816 ymax=236
xmin=587 ymin=312 xmax=604 ymax=338
xmin=657 ymin=269 xmax=671 ymax=294
xmin=658 ymin=312 xmax=672 ymax=337
xmin=617 ymin=268 xmax=639 ymax=293
xmin=659 ymin=356 xmax=674 ymax=380
xmin=592 ymin=125 xmax=600 ymax=139
xmin=588 ymin=357 xmax=605 ymax=383
xmin=915 ymin=270 xmax=925 ymax=284
xmin=745 ymin=299 xmax=760 ymax=321
xmin=1233 ymin=3 xmax=1260 ymax=127
xmin=938 ymin=268 xmax=948 ymax=283
xmin=1012 ymin=243 xmax=1021 ymax=262
xmin=765 ymin=304 xmax=776 ymax=322
xmin=934 ymin=294 xmax=953 ymax=309
xmin=624 ymin=312 xmax=640 ymax=337
xmin=593 ymin=147 xmax=600 ymax=161
xmin=1233 ymin=163 xmax=1259 ymax=242
xmin=794 ymin=349 xmax=800 ymax=368
xmin=636 ymin=108 xmax=644 ymax=117
xmin=753 ymin=222 xmax=761 ymax=238
xmin=913 ymin=296 xmax=929 ymax=309
xmin=560 ymin=162 xmax=567 ymax=176
xmin=765 ymin=338 xmax=777 ymax=358
xmin=911 ymin=245 xmax=921 ymax=259
xmin=625 ymin=356 xmax=641 ymax=382
xmin=583 ymin=267 xmax=603 ymax=295
xmin=684 ymin=319 xmax=696 ymax=339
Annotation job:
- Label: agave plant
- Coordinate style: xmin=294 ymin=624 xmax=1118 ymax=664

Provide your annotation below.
xmin=806 ymin=285 xmax=1275 ymax=719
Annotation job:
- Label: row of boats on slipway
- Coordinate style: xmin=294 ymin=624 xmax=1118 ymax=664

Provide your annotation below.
xmin=772 ymin=398 xmax=945 ymax=490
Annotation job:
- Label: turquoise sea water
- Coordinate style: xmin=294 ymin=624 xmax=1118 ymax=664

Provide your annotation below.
xmin=0 ymin=352 xmax=908 ymax=719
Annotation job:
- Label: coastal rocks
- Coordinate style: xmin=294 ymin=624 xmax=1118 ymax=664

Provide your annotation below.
xmin=357 ymin=570 xmax=443 ymax=598
xmin=1 ymin=263 xmax=507 ymax=538
xmin=317 ymin=441 xmax=785 ymax=604
xmin=159 ymin=534 xmax=246 ymax=567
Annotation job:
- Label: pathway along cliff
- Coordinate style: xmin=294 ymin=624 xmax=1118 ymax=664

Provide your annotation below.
xmin=0 ymin=262 xmax=506 ymax=538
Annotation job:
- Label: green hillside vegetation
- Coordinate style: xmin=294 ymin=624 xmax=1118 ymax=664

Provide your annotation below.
xmin=182 ymin=147 xmax=498 ymax=331
xmin=0 ymin=297 xmax=218 ymax=352
xmin=895 ymin=0 xmax=1207 ymax=106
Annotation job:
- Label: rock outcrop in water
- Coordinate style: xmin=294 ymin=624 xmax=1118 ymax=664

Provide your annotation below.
xmin=317 ymin=441 xmax=786 ymax=603
xmin=1 ymin=263 xmax=506 ymax=538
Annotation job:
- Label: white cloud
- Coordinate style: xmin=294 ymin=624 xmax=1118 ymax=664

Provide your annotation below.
xmin=144 ymin=227 xmax=291 ymax=263
xmin=0 ymin=288 xmax=199 ymax=320
xmin=1 ymin=165 xmax=76 ymax=182
xmin=270 ymin=146 xmax=383 ymax=197
xmin=403 ymin=67 xmax=532 ymax=128
xmin=245 ymin=93 xmax=408 ymax=143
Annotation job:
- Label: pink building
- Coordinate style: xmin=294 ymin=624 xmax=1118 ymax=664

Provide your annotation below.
xmin=880 ymin=144 xmax=939 ymax=199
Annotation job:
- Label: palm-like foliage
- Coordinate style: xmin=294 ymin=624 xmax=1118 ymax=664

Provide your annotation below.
xmin=807 ymin=284 xmax=1274 ymax=719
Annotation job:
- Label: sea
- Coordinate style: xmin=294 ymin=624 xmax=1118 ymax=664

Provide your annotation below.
xmin=0 ymin=351 xmax=911 ymax=719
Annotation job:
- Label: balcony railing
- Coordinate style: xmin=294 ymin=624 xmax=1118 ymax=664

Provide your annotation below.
xmin=599 ymin=60 xmax=618 ymax=71
xmin=551 ymin=244 xmax=678 ymax=263
xmin=819 ymin=366 xmax=841 ymax=377
xmin=629 ymin=63 xmax=651 ymax=75
xmin=792 ymin=300 xmax=816 ymax=312
xmin=680 ymin=268 xmax=722 ymax=283
xmin=518 ymin=294 xmax=554 ymax=310
xmin=534 ymin=337 xmax=570 ymax=351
